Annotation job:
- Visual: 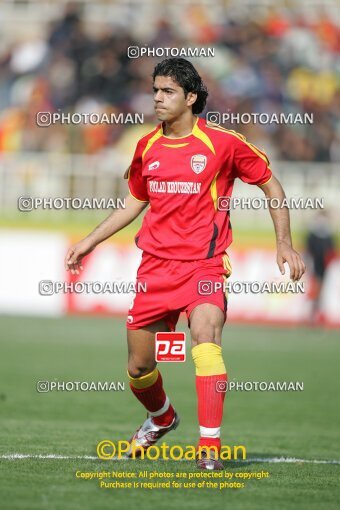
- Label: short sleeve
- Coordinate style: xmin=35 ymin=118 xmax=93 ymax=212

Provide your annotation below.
xmin=128 ymin=141 xmax=149 ymax=202
xmin=233 ymin=136 xmax=272 ymax=186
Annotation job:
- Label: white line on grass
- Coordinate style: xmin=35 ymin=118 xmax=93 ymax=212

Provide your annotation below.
xmin=1 ymin=454 xmax=340 ymax=465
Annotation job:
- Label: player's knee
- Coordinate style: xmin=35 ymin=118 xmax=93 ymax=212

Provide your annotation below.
xmin=127 ymin=361 xmax=156 ymax=379
xmin=191 ymin=328 xmax=212 ymax=344
xmin=190 ymin=321 xmax=222 ymax=344
xmin=190 ymin=305 xmax=224 ymax=344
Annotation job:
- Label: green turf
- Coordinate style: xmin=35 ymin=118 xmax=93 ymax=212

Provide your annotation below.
xmin=0 ymin=315 xmax=339 ymax=509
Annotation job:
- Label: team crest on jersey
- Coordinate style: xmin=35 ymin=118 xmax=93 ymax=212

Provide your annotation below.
xmin=191 ymin=154 xmax=207 ymax=174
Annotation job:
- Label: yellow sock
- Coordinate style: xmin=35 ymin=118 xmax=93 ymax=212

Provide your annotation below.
xmin=192 ymin=343 xmax=226 ymax=376
xmin=128 ymin=368 xmax=159 ymax=389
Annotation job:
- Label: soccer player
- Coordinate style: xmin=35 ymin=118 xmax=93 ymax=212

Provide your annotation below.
xmin=65 ymin=58 xmax=305 ymax=470
xmin=305 ymin=210 xmax=336 ymax=323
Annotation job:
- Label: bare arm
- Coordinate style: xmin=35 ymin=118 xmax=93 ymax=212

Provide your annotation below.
xmin=259 ymin=175 xmax=306 ymax=281
xmin=64 ymin=194 xmax=148 ymax=274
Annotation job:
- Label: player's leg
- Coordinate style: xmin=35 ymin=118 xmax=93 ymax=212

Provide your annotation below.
xmin=126 ymin=320 xmax=179 ymax=455
xmin=189 ymin=303 xmax=227 ymax=469
xmin=127 ymin=320 xmax=176 ymax=427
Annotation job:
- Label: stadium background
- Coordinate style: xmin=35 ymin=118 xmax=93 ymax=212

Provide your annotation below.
xmin=0 ymin=1 xmax=339 ymax=510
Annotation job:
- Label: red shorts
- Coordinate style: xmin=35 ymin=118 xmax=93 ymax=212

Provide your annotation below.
xmin=126 ymin=251 xmax=232 ymax=331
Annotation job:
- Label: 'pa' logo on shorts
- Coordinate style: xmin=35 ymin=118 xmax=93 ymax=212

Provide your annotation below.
xmin=191 ymin=154 xmax=207 ymax=174
xmin=155 ymin=332 xmax=186 ymax=362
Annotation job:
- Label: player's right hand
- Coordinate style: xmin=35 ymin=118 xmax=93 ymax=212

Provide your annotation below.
xmin=64 ymin=238 xmax=95 ymax=275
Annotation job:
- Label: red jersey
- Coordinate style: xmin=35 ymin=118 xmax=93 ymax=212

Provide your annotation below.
xmin=128 ymin=116 xmax=272 ymax=261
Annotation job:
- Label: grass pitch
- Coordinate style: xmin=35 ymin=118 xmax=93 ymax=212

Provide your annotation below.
xmin=0 ymin=315 xmax=339 ymax=510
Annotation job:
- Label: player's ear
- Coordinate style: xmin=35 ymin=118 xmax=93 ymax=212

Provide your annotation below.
xmin=123 ymin=165 xmax=131 ymax=179
xmin=186 ymin=92 xmax=197 ymax=108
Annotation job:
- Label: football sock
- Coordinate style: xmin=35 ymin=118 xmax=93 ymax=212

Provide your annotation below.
xmin=128 ymin=368 xmax=175 ymax=427
xmin=192 ymin=342 xmax=227 ymax=452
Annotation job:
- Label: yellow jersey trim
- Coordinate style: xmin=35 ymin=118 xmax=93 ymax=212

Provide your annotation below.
xmin=128 ymin=190 xmax=149 ymax=203
xmin=142 ymin=127 xmax=163 ymax=160
xmin=222 ymin=253 xmax=232 ymax=300
xmin=162 ymin=143 xmax=190 ymax=148
xmin=258 ymin=174 xmax=273 ymax=186
xmin=192 ymin=121 xmax=216 ymax=155
xmin=206 ymin=124 xmax=271 ymax=168
xmin=222 ymin=253 xmax=232 ymax=274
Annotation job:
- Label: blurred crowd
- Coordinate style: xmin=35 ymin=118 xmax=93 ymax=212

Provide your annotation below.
xmin=0 ymin=3 xmax=339 ymax=161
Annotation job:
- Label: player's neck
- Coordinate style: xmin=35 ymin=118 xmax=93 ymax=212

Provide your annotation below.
xmin=162 ymin=114 xmax=197 ymax=139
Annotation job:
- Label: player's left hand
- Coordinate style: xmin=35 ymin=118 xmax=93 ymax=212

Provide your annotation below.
xmin=276 ymin=241 xmax=306 ymax=281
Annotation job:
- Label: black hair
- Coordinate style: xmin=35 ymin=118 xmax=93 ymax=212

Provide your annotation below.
xmin=152 ymin=58 xmax=208 ymax=114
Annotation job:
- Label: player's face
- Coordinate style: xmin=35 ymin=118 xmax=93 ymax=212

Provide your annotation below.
xmin=153 ymin=76 xmax=197 ymax=121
